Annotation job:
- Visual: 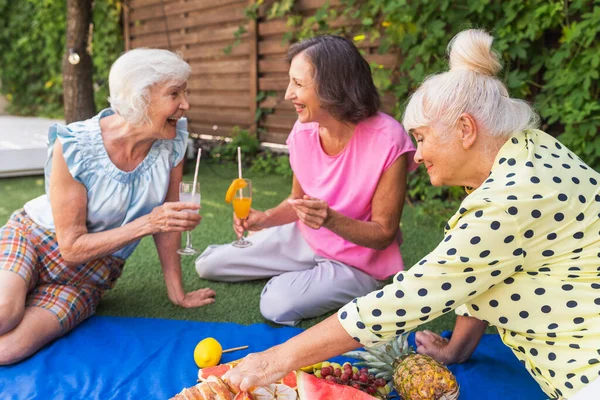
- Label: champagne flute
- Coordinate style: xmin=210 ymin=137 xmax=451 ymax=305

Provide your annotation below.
xmin=231 ymin=178 xmax=252 ymax=248
xmin=177 ymin=181 xmax=201 ymax=255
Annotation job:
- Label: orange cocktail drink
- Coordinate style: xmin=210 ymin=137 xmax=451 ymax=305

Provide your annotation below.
xmin=233 ymin=197 xmax=252 ymax=219
xmin=225 ymin=178 xmax=253 ymax=248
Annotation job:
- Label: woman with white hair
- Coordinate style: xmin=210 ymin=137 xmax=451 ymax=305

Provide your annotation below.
xmin=0 ymin=48 xmax=216 ymax=364
xmin=222 ymin=29 xmax=600 ymax=399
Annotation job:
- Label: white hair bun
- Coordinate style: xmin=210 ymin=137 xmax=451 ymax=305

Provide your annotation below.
xmin=448 ymin=29 xmax=502 ymax=76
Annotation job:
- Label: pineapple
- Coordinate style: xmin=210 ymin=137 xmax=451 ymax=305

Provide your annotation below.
xmin=344 ymin=334 xmax=459 ymax=400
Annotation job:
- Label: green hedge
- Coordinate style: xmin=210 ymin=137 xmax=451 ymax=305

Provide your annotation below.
xmin=0 ymin=0 xmax=123 ymax=118
xmin=250 ymin=0 xmax=598 ymax=208
xmin=264 ymin=0 xmax=599 ymax=171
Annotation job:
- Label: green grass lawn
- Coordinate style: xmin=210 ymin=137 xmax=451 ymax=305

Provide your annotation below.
xmin=0 ymin=162 xmax=464 ymax=333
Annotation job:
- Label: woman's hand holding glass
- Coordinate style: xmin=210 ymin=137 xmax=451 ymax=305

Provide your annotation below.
xmin=231 ymin=178 xmax=253 ymax=248
xmin=177 ymin=182 xmax=201 ymax=255
xmin=232 ymin=208 xmax=268 ymax=238
xmin=147 ymin=201 xmax=201 ymax=233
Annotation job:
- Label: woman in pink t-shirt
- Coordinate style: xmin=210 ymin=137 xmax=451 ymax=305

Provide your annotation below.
xmin=195 ymin=35 xmax=416 ymax=325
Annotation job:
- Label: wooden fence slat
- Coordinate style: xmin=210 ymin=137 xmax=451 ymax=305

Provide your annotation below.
xmin=258 ymin=58 xmax=288 ymax=73
xmin=124 ymin=0 xmax=131 ymax=50
xmin=258 ymin=20 xmax=289 ymax=37
xmin=131 ymin=24 xmax=248 ymax=48
xmin=295 ymin=0 xmax=342 ymax=9
xmin=364 ymin=53 xmax=398 ymax=68
xmin=128 ymin=0 xmax=178 ymax=9
xmin=129 ymin=0 xmax=243 ymax=22
xmin=258 ymin=39 xmax=288 ymax=56
xmin=264 ymin=113 xmax=297 ymax=130
xmin=186 ymin=41 xmax=250 ymax=61
xmin=258 ymin=130 xmax=293 ymax=145
xmin=189 ymin=122 xmax=251 ymax=138
xmin=259 ymin=96 xmax=291 ymax=110
xmin=130 ymin=4 xmax=246 ymax=36
xmin=257 ymin=39 xmax=380 ymax=57
xmin=259 ymin=76 xmax=289 ymax=91
xmin=187 ymin=109 xmax=253 ymax=125
xmin=189 ymin=93 xmax=251 ymax=108
xmin=258 ymin=0 xmax=342 ymax=17
xmin=189 ymin=59 xmax=251 ymax=75
xmin=189 ymin=76 xmax=250 ymax=92
xmin=248 ymin=0 xmax=258 ymax=133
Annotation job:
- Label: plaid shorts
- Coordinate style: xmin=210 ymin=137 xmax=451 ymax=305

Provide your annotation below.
xmin=0 ymin=209 xmax=125 ymax=332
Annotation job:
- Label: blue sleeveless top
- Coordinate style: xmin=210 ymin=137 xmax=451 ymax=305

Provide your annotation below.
xmin=24 ymin=108 xmax=189 ymax=260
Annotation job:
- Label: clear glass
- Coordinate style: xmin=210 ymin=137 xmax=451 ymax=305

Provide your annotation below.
xmin=231 ymin=178 xmax=252 ymax=248
xmin=177 ymin=181 xmax=201 ymax=255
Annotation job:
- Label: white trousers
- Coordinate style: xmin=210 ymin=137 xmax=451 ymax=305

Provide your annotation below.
xmin=195 ymin=223 xmax=382 ymax=326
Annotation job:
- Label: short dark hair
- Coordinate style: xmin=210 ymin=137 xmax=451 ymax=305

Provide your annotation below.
xmin=286 ymin=35 xmax=381 ymax=124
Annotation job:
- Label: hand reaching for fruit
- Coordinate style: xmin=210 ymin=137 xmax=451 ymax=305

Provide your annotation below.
xmin=415 ymin=330 xmax=454 ymax=364
xmin=223 ymin=350 xmax=288 ymax=392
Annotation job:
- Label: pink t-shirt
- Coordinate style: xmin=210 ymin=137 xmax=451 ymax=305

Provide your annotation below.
xmin=286 ymin=112 xmax=417 ymax=280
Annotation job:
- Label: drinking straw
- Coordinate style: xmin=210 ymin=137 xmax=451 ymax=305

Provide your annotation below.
xmin=237 ymin=146 xmax=243 ymax=198
xmin=237 ymin=146 xmax=242 ymax=179
xmin=192 ymin=148 xmax=202 ymax=197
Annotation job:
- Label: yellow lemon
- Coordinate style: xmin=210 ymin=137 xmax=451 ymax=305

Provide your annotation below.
xmin=194 ymin=337 xmax=223 ymax=368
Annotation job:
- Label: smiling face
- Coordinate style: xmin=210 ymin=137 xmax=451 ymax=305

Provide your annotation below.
xmin=284 ymin=52 xmax=328 ymax=124
xmin=145 ymin=81 xmax=190 ymax=139
xmin=412 ymin=125 xmax=467 ymax=187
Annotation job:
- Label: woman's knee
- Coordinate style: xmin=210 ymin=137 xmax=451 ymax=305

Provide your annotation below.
xmin=260 ymin=295 xmax=295 ymax=325
xmin=195 ymin=253 xmax=220 ymax=280
xmin=0 ymin=301 xmax=25 ymax=335
xmin=259 ymin=284 xmax=304 ymax=325
xmin=0 ymin=335 xmax=29 ymax=365
xmin=195 ymin=245 xmax=233 ymax=280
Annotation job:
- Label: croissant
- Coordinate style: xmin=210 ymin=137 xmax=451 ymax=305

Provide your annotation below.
xmin=171 ymin=375 xmax=245 ymax=400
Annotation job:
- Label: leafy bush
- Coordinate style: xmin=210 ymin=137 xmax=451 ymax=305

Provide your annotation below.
xmin=251 ymin=0 xmax=600 ymax=205
xmin=0 ymin=0 xmax=123 ymax=117
xmin=204 ymin=126 xmax=292 ymax=178
xmin=210 ymin=127 xmax=261 ymax=164
xmin=250 ymin=151 xmax=293 ymax=178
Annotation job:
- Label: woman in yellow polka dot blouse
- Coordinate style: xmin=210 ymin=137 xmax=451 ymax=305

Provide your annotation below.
xmin=223 ymin=29 xmax=600 ymax=399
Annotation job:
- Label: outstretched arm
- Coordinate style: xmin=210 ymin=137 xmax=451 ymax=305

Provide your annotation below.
xmin=50 ymin=140 xmax=200 ymax=267
xmin=224 ymin=314 xmax=359 ymax=391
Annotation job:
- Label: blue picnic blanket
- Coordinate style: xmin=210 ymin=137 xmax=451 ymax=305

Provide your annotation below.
xmin=0 ymin=316 xmax=546 ymax=399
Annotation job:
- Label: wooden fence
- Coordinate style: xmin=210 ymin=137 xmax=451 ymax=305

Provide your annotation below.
xmin=124 ymin=0 xmax=396 ymax=145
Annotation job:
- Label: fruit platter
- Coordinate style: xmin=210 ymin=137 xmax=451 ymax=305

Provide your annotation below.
xmin=171 ymin=334 xmax=459 ymax=400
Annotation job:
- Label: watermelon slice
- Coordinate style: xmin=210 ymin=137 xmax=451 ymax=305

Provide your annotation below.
xmin=296 ymin=371 xmax=378 ymax=400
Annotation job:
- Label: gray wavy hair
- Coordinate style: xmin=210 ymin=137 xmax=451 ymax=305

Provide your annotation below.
xmin=108 ymin=48 xmax=191 ymax=126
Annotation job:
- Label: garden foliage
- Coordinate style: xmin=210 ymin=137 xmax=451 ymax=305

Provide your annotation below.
xmin=0 ymin=0 xmax=123 ymax=117
xmin=252 ymin=0 xmax=599 ymax=208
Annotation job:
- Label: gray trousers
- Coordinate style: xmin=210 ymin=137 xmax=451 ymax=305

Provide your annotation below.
xmin=195 ymin=223 xmax=382 ymax=326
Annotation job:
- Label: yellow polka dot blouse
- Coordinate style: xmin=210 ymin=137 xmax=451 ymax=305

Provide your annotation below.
xmin=338 ymin=130 xmax=600 ymax=399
